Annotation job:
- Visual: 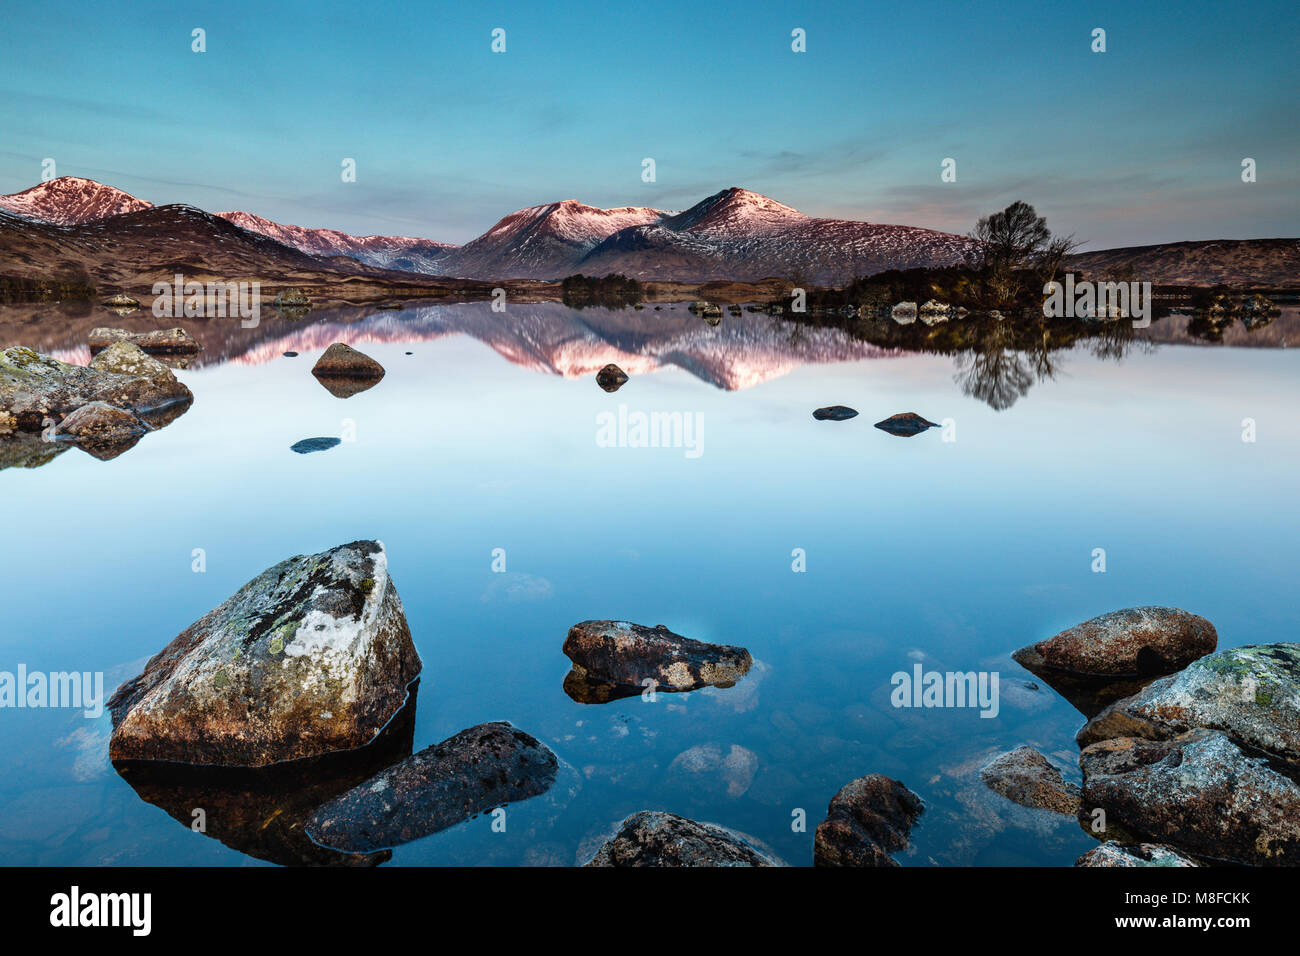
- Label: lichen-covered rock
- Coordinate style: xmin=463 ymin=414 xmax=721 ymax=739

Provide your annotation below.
xmin=1012 ymin=607 xmax=1217 ymax=678
xmin=53 ymin=401 xmax=147 ymax=445
xmin=813 ymin=405 xmax=858 ymax=421
xmin=305 ymin=721 xmax=558 ymax=853
xmin=0 ymin=345 xmax=191 ymax=433
xmin=979 ymin=745 xmax=1081 ymax=815
xmin=108 ymin=540 xmax=421 ymax=767
xmin=584 ymin=811 xmax=781 ymax=867
xmin=595 ymin=363 xmax=628 ymax=393
xmin=311 ymin=342 xmax=384 ymax=379
xmin=873 ymin=412 xmax=939 ymax=437
xmin=1080 ymin=729 xmax=1300 ymax=866
xmin=1076 ymin=643 xmax=1300 ymax=765
xmin=89 ymin=327 xmax=201 ymax=354
xmin=1075 ymin=842 xmax=1198 ymax=867
xmin=562 ymin=620 xmax=752 ymax=694
xmin=814 ymin=774 xmax=923 ymax=867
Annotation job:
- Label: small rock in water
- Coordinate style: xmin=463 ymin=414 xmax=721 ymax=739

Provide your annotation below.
xmin=1012 ymin=606 xmax=1217 ymax=679
xmin=305 ymin=722 xmax=558 ymax=853
xmin=584 ymin=811 xmax=782 ymax=866
xmin=873 ymin=412 xmax=940 ymax=437
xmin=312 ymin=342 xmax=385 ymax=380
xmin=563 ymin=620 xmax=752 ymax=694
xmin=1081 ymin=728 xmax=1300 ymax=866
xmin=1075 ymin=842 xmax=1198 ymax=867
xmin=596 ymin=363 xmax=628 ymax=393
xmin=979 ymin=745 xmax=1081 ymax=815
xmin=274 ymin=288 xmax=310 ymax=308
xmin=102 ymin=294 xmax=140 ymax=308
xmin=283 ymin=351 xmax=299 ymax=358
xmin=814 ymin=774 xmax=923 ymax=867
xmin=107 ymin=540 xmax=421 ymax=767
xmin=813 ymin=405 xmax=858 ymax=421
xmin=290 ymin=437 xmax=342 ymax=454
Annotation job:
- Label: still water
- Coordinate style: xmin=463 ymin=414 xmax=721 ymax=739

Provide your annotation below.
xmin=1 ymin=301 xmax=1297 ymax=865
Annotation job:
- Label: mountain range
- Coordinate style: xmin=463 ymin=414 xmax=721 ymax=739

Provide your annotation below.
xmin=1 ymin=176 xmax=1296 ymax=287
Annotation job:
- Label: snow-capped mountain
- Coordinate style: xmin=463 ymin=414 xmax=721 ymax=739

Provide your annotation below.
xmin=575 ymin=187 xmax=982 ymax=284
xmin=436 ymin=200 xmax=666 ymax=280
xmin=215 ymin=210 xmax=455 ymax=272
xmin=0 ymin=176 xmax=154 ymax=224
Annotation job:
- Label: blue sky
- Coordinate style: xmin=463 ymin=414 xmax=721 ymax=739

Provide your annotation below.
xmin=1 ymin=0 xmax=1296 ymax=248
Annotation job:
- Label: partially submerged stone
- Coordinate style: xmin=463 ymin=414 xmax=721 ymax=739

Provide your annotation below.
xmin=1080 ymin=729 xmax=1300 ymax=866
xmin=979 ymin=745 xmax=1081 ymax=815
xmin=1075 ymin=842 xmax=1198 ymax=868
xmin=54 ymin=401 xmax=147 ymax=447
xmin=584 ymin=811 xmax=781 ymax=867
xmin=595 ymin=363 xmax=628 ymax=393
xmin=562 ymin=620 xmax=752 ymax=694
xmin=814 ymin=774 xmax=923 ymax=867
xmin=1 ymin=344 xmax=192 ymax=433
xmin=108 ymin=540 xmax=421 ymax=767
xmin=873 ymin=412 xmax=939 ymax=437
xmin=305 ymin=721 xmax=558 ymax=853
xmin=1012 ymin=606 xmax=1217 ymax=679
xmin=813 ymin=405 xmax=858 ymax=421
xmin=1076 ymin=643 xmax=1300 ymax=765
xmin=312 ymin=342 xmax=384 ymax=380
xmin=102 ymin=294 xmax=140 ymax=308
xmin=89 ymin=327 xmax=201 ymax=355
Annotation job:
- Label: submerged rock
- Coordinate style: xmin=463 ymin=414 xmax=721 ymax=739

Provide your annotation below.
xmin=813 ymin=405 xmax=858 ymax=421
xmin=814 ymin=774 xmax=923 ymax=867
xmin=1076 ymin=643 xmax=1300 ymax=765
xmin=562 ymin=620 xmax=752 ymax=695
xmin=667 ymin=743 xmax=758 ymax=798
xmin=979 ymin=745 xmax=1081 ymax=815
xmin=311 ymin=343 xmax=385 ymax=380
xmin=1 ymin=344 xmax=192 ymax=434
xmin=1080 ymin=729 xmax=1300 ymax=865
xmin=595 ymin=363 xmax=628 ymax=393
xmin=873 ymin=412 xmax=939 ymax=437
xmin=305 ymin=721 xmax=558 ymax=853
xmin=1012 ymin=606 xmax=1217 ymax=679
xmin=1075 ymin=842 xmax=1198 ymax=868
xmin=290 ymin=437 xmax=342 ymax=455
xmin=585 ymin=811 xmax=781 ymax=866
xmin=107 ymin=540 xmax=422 ymax=767
xmin=89 ymin=327 xmax=201 ymax=355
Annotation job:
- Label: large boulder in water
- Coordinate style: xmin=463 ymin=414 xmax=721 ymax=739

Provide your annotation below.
xmin=814 ymin=774 xmax=923 ymax=866
xmin=107 ymin=540 xmax=422 ymax=767
xmin=563 ymin=620 xmax=752 ymax=694
xmin=305 ymin=721 xmax=558 ymax=853
xmin=1012 ymin=606 xmax=1216 ymax=679
xmin=0 ymin=344 xmax=191 ymax=433
xmin=584 ymin=811 xmax=782 ymax=866
xmin=1076 ymin=643 xmax=1300 ymax=765
xmin=312 ymin=343 xmax=385 ymax=380
xmin=1080 ymin=729 xmax=1300 ymax=866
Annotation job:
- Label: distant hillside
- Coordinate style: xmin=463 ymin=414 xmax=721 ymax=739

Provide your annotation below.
xmin=1065 ymin=238 xmax=1300 ymax=287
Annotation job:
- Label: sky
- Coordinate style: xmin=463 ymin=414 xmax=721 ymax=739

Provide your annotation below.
xmin=1 ymin=0 xmax=1296 ymax=249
